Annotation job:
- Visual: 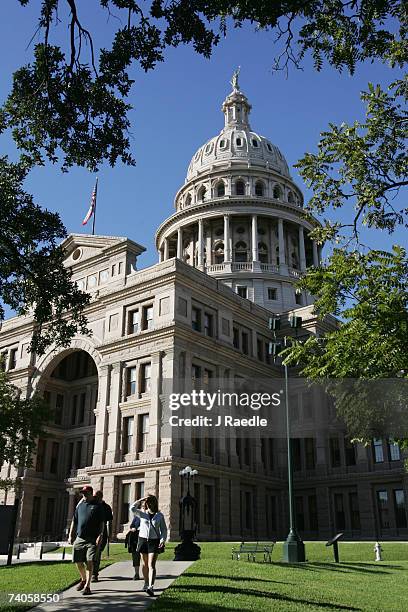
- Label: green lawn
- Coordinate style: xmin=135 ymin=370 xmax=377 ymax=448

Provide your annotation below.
xmin=151 ymin=542 xmax=408 ymax=612
xmin=1 ymin=542 xmax=407 ymax=611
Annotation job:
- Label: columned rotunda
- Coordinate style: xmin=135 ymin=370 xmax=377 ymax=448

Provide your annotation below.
xmin=156 ymin=75 xmax=321 ymax=311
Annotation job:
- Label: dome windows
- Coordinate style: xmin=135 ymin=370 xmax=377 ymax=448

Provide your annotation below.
xmin=258 ymin=242 xmax=268 ymax=264
xmin=216 ymin=181 xmax=226 ymax=197
xmin=287 ymin=190 xmax=295 ymax=204
xmin=273 ymin=184 xmax=282 ymax=200
xmin=197 ymin=186 xmax=207 ymax=202
xmin=219 ymin=139 xmax=227 ymax=149
xmin=251 ymin=138 xmax=259 ymax=148
xmin=234 ymin=241 xmax=248 ymax=263
xmin=204 ymin=142 xmax=213 ymax=155
xmin=255 ymin=181 xmax=264 ymax=197
xmin=185 ymin=193 xmax=192 ymax=207
xmin=236 ymin=137 xmax=244 ymax=147
xmin=266 ymin=143 xmax=273 ymax=152
xmin=214 ymin=242 xmax=224 ymax=264
xmin=235 ymin=180 xmax=245 ymax=196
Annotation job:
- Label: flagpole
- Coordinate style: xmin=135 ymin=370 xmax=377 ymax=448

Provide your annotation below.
xmin=92 ymin=176 xmax=98 ymax=236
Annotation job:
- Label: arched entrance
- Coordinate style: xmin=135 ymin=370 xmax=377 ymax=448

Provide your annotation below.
xmin=21 ymin=348 xmax=99 ymax=540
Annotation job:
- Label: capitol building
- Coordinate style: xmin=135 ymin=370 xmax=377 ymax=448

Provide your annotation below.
xmin=1 ymin=77 xmax=407 ymax=542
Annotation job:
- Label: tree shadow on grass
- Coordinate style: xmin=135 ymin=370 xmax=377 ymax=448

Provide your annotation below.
xmin=175 ymin=584 xmax=361 ymax=610
xmin=307 ymin=562 xmax=401 ymax=575
xmin=184 ymin=572 xmax=295 ymax=586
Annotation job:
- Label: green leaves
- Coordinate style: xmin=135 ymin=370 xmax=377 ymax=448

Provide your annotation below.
xmin=0 ymin=369 xmax=51 ymax=469
xmin=0 ymin=157 xmax=91 ymax=355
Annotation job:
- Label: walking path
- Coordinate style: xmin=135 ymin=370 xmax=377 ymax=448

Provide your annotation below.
xmin=34 ymin=560 xmax=193 ymax=611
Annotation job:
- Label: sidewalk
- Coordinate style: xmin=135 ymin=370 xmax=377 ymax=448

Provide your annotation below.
xmin=34 ymin=560 xmax=193 ymax=611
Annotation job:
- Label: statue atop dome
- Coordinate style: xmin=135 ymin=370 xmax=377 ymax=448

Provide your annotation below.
xmin=231 ymin=66 xmax=241 ymax=92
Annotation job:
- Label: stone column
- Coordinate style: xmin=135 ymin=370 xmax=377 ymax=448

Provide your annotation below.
xmin=197 ymin=218 xmax=204 ymax=270
xmin=224 ymin=214 xmax=231 ymax=270
xmin=251 ymin=214 xmax=260 ymax=272
xmin=105 ymin=362 xmax=122 ymax=465
xmin=313 ymin=240 xmax=319 ymax=267
xmin=278 ymin=218 xmax=288 ymax=275
xmin=299 ymin=225 xmax=306 ymax=272
xmin=146 ymin=351 xmax=163 ymax=459
xmin=164 ymin=238 xmax=169 ymax=260
xmin=177 ymin=228 xmax=183 ymax=259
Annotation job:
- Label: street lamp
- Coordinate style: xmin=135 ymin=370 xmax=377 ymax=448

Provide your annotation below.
xmin=174 ymin=466 xmax=201 ymax=561
xmin=269 ymin=314 xmax=306 ymax=563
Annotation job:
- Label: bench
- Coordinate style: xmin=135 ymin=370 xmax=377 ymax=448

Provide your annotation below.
xmin=231 ymin=541 xmax=275 ymax=563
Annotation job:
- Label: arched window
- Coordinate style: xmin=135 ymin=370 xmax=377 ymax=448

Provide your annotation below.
xmin=236 ymin=137 xmax=243 ymax=147
xmin=273 ymin=184 xmax=282 ymax=200
xmin=235 ymin=180 xmax=245 ymax=196
xmin=214 ymin=242 xmax=224 ymax=264
xmin=235 ymin=241 xmax=248 ymax=263
xmin=258 ymin=242 xmax=268 ymax=264
xmin=287 ymin=190 xmax=294 ymax=204
xmin=198 ymin=186 xmax=206 ymax=202
xmin=185 ymin=193 xmax=192 ymax=207
xmin=255 ymin=181 xmax=264 ymax=197
xmin=252 ymin=139 xmax=259 ymax=148
xmin=216 ymin=181 xmax=225 ymax=197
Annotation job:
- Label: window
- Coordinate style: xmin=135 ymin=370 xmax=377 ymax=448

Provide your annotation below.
xmin=192 ymin=307 xmax=201 ymax=331
xmin=330 ymin=437 xmax=341 ymax=467
xmin=349 ymin=492 xmax=361 ymax=530
xmin=237 ymin=286 xmax=247 ymax=299
xmin=192 ymin=435 xmax=201 ymax=454
xmin=373 ymin=438 xmax=384 ymax=463
xmin=0 ymin=350 xmax=7 ymax=372
xmin=123 ymin=416 xmax=134 ymax=455
xmin=236 ymin=137 xmax=242 ymax=147
xmin=288 ymin=191 xmax=295 ymax=204
xmin=99 ymin=269 xmax=109 ymax=283
xmin=178 ymin=297 xmax=188 ymax=316
xmin=71 ymin=395 xmax=78 ymax=425
xmin=267 ymin=287 xmax=277 ymax=300
xmin=204 ymin=485 xmax=213 ymax=525
xmin=377 ymin=490 xmax=390 ymax=529
xmin=75 ymin=440 xmax=83 ymax=468
xmin=203 ymin=368 xmax=213 ymax=386
xmin=36 ymin=439 xmax=46 ymax=472
xmin=31 ymin=497 xmax=41 ymax=533
xmin=137 ymin=414 xmax=149 ymax=453
xmin=55 ymin=394 xmax=63 ymax=425
xmin=219 ymin=139 xmax=226 ymax=148
xmin=233 ymin=327 xmax=240 ymax=349
xmin=235 ymin=180 xmax=245 ymax=195
xmin=136 ymin=481 xmax=145 ymax=500
xmin=121 ymin=483 xmax=131 ymax=524
xmin=252 ymin=139 xmax=259 ymax=148
xmin=292 ymin=439 xmax=302 ymax=471
xmin=192 ymin=364 xmax=201 ymax=384
xmin=235 ymin=240 xmax=247 ymax=262
xmin=303 ymin=393 xmax=313 ymax=419
xmin=79 ymin=392 xmax=86 ymax=424
xmin=394 ymin=490 xmax=407 ymax=528
xmin=198 ymin=186 xmax=206 ymax=202
xmin=295 ymin=497 xmax=305 ymax=531
xmin=204 ymin=313 xmax=213 ymax=337
xmin=241 ymin=331 xmax=249 ymax=355
xmin=334 ymin=493 xmax=346 ymax=530
xmin=45 ymin=498 xmax=55 ymax=533
xmin=126 ymin=366 xmax=137 ymax=396
xmin=87 ymin=275 xmax=97 ymax=289
xmin=9 ymin=348 xmax=17 ymax=370
xmin=66 ymin=442 xmax=74 ymax=474
xmin=216 ymin=182 xmax=225 ymax=197
xmin=128 ymin=310 xmax=139 ymax=334
xmin=305 ymin=438 xmax=316 ymax=470
xmin=266 ymin=143 xmax=272 ymax=152
xmin=204 ymin=437 xmax=214 ymax=457
xmin=344 ymin=438 xmax=356 ymax=466
xmin=309 ymin=495 xmax=318 ymax=531
xmin=50 ymin=442 xmax=59 ymax=474
xmin=258 ymin=242 xmax=268 ymax=263
xmin=273 ymin=185 xmax=282 ymax=199
xmin=257 ymin=339 xmax=263 ymax=361
xmin=389 ymin=439 xmax=401 ymax=461
xmin=140 ymin=363 xmax=151 ymax=394
xmin=214 ymin=242 xmax=224 ymax=264
xmin=185 ymin=193 xmax=192 ymax=207
xmin=141 ymin=305 xmax=153 ymax=330
xmin=295 ymin=291 xmax=303 ymax=305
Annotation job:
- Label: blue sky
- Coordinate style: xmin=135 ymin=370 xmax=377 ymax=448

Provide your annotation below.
xmin=1 ymin=1 xmax=406 ymax=273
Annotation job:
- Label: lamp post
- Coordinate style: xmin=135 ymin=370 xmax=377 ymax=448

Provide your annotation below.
xmin=269 ymin=314 xmax=306 ymax=562
xmin=174 ymin=466 xmax=201 ymax=561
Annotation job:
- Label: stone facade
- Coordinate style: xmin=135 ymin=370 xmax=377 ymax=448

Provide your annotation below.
xmin=0 ymin=79 xmax=407 ymax=542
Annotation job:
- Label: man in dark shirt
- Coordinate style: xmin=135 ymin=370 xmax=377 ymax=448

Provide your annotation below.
xmin=68 ymin=485 xmax=104 ymax=596
xmin=92 ymin=490 xmax=114 ymax=581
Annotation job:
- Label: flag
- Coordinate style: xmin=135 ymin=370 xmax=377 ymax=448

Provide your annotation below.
xmin=82 ymin=179 xmax=98 ymax=226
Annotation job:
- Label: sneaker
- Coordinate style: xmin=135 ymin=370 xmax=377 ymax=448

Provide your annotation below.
xmin=146 ymin=587 xmax=154 ymax=597
xmin=142 ymin=582 xmax=149 ymax=592
xmin=92 ymin=575 xmax=99 ymax=582
xmin=76 ymin=580 xmax=86 ymax=591
xmin=82 ymin=587 xmax=92 ymax=596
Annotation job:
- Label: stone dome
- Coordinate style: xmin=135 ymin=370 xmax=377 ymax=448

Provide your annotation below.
xmin=186 ymin=83 xmax=290 ymax=181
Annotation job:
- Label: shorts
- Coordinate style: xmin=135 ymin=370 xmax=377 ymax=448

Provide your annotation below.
xmin=72 ymin=537 xmax=97 ymax=563
xmin=136 ymin=537 xmax=160 ymax=554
